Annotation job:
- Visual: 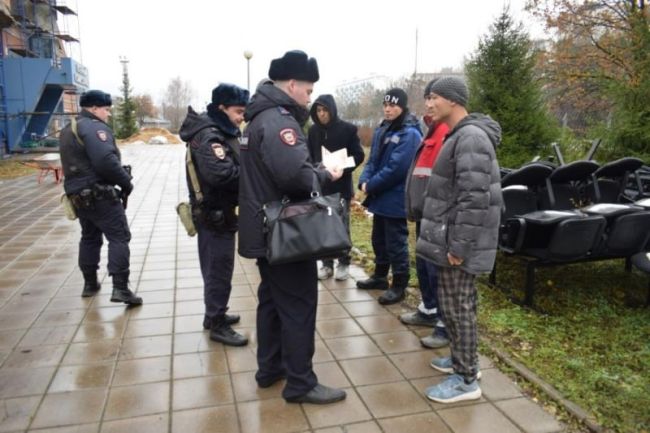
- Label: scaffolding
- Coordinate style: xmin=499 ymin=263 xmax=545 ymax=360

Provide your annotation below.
xmin=0 ymin=0 xmax=85 ymax=153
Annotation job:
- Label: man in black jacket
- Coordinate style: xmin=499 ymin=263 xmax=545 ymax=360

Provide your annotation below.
xmin=239 ymin=50 xmax=346 ymax=405
xmin=179 ymin=84 xmax=249 ymax=346
xmin=60 ymin=90 xmax=141 ymax=305
xmin=307 ymin=95 xmax=364 ymax=281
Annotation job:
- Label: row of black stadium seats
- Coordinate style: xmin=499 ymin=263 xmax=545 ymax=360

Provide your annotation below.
xmin=492 ymin=157 xmax=650 ymax=306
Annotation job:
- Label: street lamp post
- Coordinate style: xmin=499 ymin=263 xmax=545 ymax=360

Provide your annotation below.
xmin=243 ymin=51 xmax=253 ymax=92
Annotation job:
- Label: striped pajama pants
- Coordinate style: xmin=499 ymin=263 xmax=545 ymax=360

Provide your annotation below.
xmin=438 ymin=266 xmax=479 ymax=381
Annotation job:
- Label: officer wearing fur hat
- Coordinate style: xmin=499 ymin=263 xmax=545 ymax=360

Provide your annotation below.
xmin=179 ymin=83 xmax=249 ymax=346
xmin=60 ymin=89 xmax=141 ymax=305
xmin=357 ymin=88 xmax=422 ymax=305
xmin=239 ymin=50 xmax=346 ymax=404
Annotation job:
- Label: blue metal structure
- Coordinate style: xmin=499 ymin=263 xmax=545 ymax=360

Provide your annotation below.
xmin=0 ymin=0 xmax=87 ymax=154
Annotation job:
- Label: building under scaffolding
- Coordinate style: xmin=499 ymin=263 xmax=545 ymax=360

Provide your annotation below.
xmin=0 ymin=0 xmax=87 ymax=154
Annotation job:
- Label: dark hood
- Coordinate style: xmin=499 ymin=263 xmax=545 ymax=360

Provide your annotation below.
xmin=309 ymin=94 xmax=339 ymax=126
xmin=179 ymin=106 xmax=214 ymax=142
xmin=244 ymin=82 xmax=310 ymax=126
xmin=451 ymin=113 xmax=501 ymax=149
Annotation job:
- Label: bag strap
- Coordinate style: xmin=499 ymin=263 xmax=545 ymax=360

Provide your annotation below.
xmin=185 ymin=146 xmax=204 ymax=202
xmin=71 ymin=117 xmax=84 ymax=146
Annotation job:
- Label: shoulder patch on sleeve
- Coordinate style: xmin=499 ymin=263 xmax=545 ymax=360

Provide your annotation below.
xmin=279 ymin=128 xmax=297 ymax=146
xmin=211 ymin=143 xmax=226 ymax=159
xmin=97 ymin=130 xmax=108 ymax=142
xmin=278 ymin=107 xmax=290 ymax=115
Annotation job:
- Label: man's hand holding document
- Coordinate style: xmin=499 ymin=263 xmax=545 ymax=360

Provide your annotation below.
xmin=322 ymin=147 xmax=356 ymax=172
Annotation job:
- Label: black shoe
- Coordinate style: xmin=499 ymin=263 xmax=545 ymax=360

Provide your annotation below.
xmin=378 ymin=287 xmax=405 ymax=305
xmin=356 ymin=277 xmax=389 ymax=290
xmin=356 ymin=264 xmax=389 ymax=290
xmin=257 ymin=372 xmax=286 ymax=388
xmin=286 ymin=384 xmax=347 ymax=404
xmin=81 ymin=280 xmax=101 ymax=298
xmin=210 ymin=322 xmax=248 ymax=346
xmin=110 ymin=288 xmax=143 ymax=305
xmin=111 ymin=272 xmax=143 ymax=306
xmin=378 ymin=273 xmax=408 ymax=305
xmin=203 ymin=314 xmax=240 ymax=330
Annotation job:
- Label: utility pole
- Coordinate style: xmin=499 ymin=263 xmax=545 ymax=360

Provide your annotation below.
xmin=414 ymin=28 xmax=419 ymax=76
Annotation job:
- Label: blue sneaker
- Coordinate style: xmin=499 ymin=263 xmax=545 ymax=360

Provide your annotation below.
xmin=430 ymin=356 xmax=482 ymax=379
xmin=425 ymin=374 xmax=482 ymax=403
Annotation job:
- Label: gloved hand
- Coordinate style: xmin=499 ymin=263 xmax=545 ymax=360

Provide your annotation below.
xmin=121 ymin=182 xmax=134 ymax=197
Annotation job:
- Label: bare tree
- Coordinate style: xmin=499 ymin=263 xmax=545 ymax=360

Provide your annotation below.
xmin=162 ymin=77 xmax=194 ymax=132
xmin=133 ymin=94 xmax=158 ymax=125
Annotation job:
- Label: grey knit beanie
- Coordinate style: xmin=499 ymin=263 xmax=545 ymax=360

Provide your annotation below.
xmin=427 ymin=76 xmax=468 ymax=107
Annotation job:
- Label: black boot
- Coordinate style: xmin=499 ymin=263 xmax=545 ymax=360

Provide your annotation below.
xmin=210 ymin=315 xmax=248 ymax=346
xmin=81 ymin=271 xmax=101 ymax=298
xmin=356 ymin=263 xmax=390 ymax=290
xmin=378 ymin=273 xmax=408 ymax=305
xmin=111 ymin=272 xmax=143 ymax=306
xmin=203 ymin=313 xmax=240 ymax=330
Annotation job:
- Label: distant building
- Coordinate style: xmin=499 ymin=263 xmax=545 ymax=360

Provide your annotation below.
xmin=412 ymin=68 xmax=465 ymax=84
xmin=335 ymin=69 xmax=466 ymax=106
xmin=335 ymin=75 xmax=391 ymax=106
xmin=141 ymin=117 xmax=171 ymax=129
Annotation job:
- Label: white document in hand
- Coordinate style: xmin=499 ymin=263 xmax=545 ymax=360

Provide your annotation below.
xmin=322 ymin=147 xmax=356 ymax=170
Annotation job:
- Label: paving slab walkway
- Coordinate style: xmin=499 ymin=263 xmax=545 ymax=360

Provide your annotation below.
xmin=0 ymin=144 xmax=565 ymax=433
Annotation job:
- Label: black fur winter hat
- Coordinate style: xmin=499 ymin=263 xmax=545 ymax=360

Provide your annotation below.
xmin=80 ymin=90 xmax=112 ymax=107
xmin=208 ymin=83 xmax=250 ymax=109
xmin=268 ymin=50 xmax=319 ymax=82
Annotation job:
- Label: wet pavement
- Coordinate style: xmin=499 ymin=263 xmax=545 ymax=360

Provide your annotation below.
xmin=0 ymin=144 xmax=565 ymax=432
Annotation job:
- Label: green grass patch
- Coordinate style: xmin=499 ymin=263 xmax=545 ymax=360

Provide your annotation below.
xmin=0 ymin=159 xmax=36 ymax=179
xmin=350 ymin=207 xmax=650 ymax=433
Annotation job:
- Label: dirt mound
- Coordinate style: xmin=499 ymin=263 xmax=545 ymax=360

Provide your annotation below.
xmin=119 ymin=128 xmax=182 ymax=145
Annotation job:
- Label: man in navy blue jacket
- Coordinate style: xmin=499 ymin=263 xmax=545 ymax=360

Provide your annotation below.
xmin=357 ymin=88 xmax=422 ymax=305
xmin=307 ymin=94 xmax=364 ymax=281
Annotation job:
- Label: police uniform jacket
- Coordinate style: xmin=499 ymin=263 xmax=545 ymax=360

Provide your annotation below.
xmin=238 ymin=82 xmax=332 ymax=259
xmin=179 ymin=107 xmax=240 ymax=232
xmin=60 ymin=110 xmax=132 ymax=195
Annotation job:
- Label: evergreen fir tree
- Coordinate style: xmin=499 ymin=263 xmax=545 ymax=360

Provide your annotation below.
xmin=116 ymin=67 xmax=138 ymax=139
xmin=465 ymin=7 xmax=558 ymax=168
xmin=605 ymin=4 xmax=650 ymax=158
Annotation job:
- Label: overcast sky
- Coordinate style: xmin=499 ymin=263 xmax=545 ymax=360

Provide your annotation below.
xmin=72 ymin=0 xmax=543 ymax=109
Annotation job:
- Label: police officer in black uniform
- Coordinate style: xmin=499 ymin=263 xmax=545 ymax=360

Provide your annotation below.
xmin=179 ymin=84 xmax=249 ymax=346
xmin=239 ymin=51 xmax=345 ymax=404
xmin=60 ymin=90 xmax=141 ymax=305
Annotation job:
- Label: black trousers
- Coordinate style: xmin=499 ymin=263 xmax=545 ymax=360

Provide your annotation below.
xmin=196 ymin=223 xmax=235 ymax=320
xmin=371 ymin=214 xmax=409 ymax=276
xmin=255 ymin=258 xmax=318 ymax=400
xmin=76 ymin=199 xmax=131 ymax=276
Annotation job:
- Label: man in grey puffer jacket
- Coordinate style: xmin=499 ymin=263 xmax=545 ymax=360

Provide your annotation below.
xmin=415 ymin=76 xmax=503 ymax=404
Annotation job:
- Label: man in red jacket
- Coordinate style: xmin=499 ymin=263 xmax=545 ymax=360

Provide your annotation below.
xmin=402 ymin=80 xmax=450 ymax=349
